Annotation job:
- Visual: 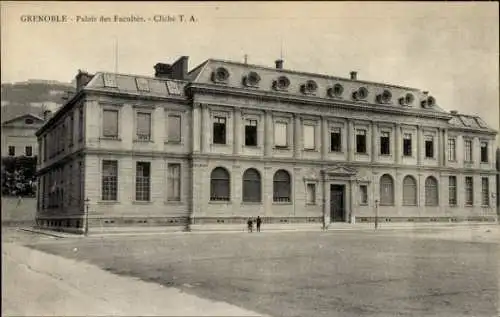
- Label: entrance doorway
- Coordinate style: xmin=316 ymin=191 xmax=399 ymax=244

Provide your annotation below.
xmin=330 ymin=184 xmax=345 ymax=222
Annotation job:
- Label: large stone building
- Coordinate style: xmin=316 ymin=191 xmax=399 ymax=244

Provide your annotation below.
xmin=35 ymin=57 xmax=498 ymax=233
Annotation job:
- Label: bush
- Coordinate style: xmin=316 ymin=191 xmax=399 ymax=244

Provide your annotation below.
xmin=1 ymin=156 xmax=37 ymax=197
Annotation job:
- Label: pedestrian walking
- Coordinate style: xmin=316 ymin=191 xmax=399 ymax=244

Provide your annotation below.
xmin=247 ymin=218 xmax=253 ymax=233
xmin=256 ymin=216 xmax=262 ymax=232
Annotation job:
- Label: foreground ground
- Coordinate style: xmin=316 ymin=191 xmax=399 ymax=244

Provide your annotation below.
xmin=3 ymin=225 xmax=500 ymax=317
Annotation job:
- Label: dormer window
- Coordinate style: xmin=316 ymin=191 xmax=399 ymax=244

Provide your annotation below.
xmin=25 ymin=118 xmax=34 ymax=124
xmin=273 ymin=76 xmax=290 ymax=91
xmin=212 ymin=67 xmax=230 ymax=83
xmin=352 ymin=87 xmax=368 ymax=101
xmin=399 ymin=93 xmax=415 ymax=106
xmin=301 ymin=80 xmax=318 ymax=95
xmin=327 ymin=84 xmax=344 ymax=98
xmin=243 ymin=71 xmax=261 ymax=87
xmin=377 ymin=90 xmax=392 ymax=104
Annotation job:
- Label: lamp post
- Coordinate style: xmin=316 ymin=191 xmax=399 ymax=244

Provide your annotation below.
xmin=374 ymin=199 xmax=379 ymax=230
xmin=84 ymin=197 xmax=90 ymax=236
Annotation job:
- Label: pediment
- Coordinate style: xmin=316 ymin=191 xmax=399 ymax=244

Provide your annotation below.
xmin=1 ymin=114 xmax=44 ymax=127
xmin=322 ymin=165 xmax=357 ymax=176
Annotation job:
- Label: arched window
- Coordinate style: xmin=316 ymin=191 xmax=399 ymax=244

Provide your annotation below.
xmin=402 ymin=175 xmax=417 ymax=206
xmin=425 ymin=176 xmax=438 ymax=206
xmin=210 ymin=167 xmax=230 ymax=201
xmin=379 ymin=174 xmax=394 ymax=205
xmin=243 ymin=168 xmax=261 ymax=202
xmin=273 ymin=169 xmax=291 ymax=202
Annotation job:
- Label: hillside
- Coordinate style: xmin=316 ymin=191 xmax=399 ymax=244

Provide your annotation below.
xmin=1 ymin=80 xmax=75 ymax=122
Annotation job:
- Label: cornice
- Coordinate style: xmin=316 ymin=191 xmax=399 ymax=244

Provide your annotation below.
xmin=186 ymin=83 xmax=453 ymax=121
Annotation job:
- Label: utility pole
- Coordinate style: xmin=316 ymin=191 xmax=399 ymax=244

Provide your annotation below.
xmin=375 ymin=199 xmax=379 ymax=230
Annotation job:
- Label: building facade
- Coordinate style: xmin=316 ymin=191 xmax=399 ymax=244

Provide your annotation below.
xmin=1 ymin=114 xmax=45 ymax=158
xmin=35 ymin=58 xmax=498 ymax=233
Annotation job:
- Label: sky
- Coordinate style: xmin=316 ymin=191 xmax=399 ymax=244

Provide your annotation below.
xmin=1 ymin=1 xmax=499 ymax=142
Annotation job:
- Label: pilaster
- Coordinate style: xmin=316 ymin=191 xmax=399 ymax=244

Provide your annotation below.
xmin=293 ymin=113 xmax=301 ymax=159
xmin=443 ymin=129 xmax=448 ymax=167
xmin=371 ymin=122 xmax=377 ymax=163
xmin=417 ymin=125 xmax=422 ymax=165
xmin=321 ymin=116 xmax=328 ymax=159
xmin=348 ymin=120 xmax=355 ymax=161
xmin=201 ymin=104 xmax=209 ymax=153
xmin=233 ymin=107 xmax=241 ymax=155
xmin=264 ymin=110 xmax=273 ymax=157
xmin=395 ymin=124 xmax=401 ymax=164
xmin=192 ymin=103 xmax=201 ymax=153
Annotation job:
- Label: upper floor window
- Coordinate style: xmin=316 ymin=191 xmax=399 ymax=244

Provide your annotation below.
xmin=356 ymin=129 xmax=367 ymax=154
xmin=213 ymin=116 xmax=226 ymax=144
xmin=480 ymin=141 xmax=488 ymax=163
xmin=168 ymin=115 xmax=181 ymax=143
xmin=424 ymin=136 xmax=434 ymax=158
xmin=464 ymin=139 xmax=473 ymax=162
xmin=68 ymin=113 xmax=74 ymax=146
xmin=303 ymin=124 xmax=316 ymax=150
xmin=25 ymin=146 xmax=32 ymax=157
xmin=447 ymin=138 xmax=456 ymax=161
xmin=245 ymin=119 xmax=258 ymax=146
xmin=103 ymin=109 xmax=119 ymax=138
xmin=403 ymin=133 xmax=412 ymax=156
xmin=25 ymin=118 xmax=34 ymax=124
xmin=330 ymin=127 xmax=341 ymax=152
xmin=136 ymin=112 xmax=152 ymax=141
xmin=78 ymin=107 xmax=83 ymax=141
xmin=380 ymin=131 xmax=390 ymax=155
xmin=8 ymin=146 xmax=15 ymax=156
xmin=274 ymin=121 xmax=288 ymax=148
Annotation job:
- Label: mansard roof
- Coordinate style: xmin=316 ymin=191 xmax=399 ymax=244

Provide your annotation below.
xmin=447 ymin=113 xmax=496 ymax=133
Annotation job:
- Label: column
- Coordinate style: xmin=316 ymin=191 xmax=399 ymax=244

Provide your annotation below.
xmin=348 ymin=120 xmax=355 ymax=161
xmin=192 ymin=103 xmax=201 ymax=153
xmin=264 ymin=110 xmax=272 ymax=157
xmin=201 ymin=104 xmax=209 ymax=153
xmin=294 ymin=113 xmax=301 ymax=158
xmin=417 ymin=125 xmax=422 ymax=165
xmin=321 ymin=116 xmax=328 ymax=160
xmin=395 ymin=124 xmax=401 ymax=164
xmin=233 ymin=107 xmax=241 ymax=155
xmin=371 ymin=122 xmax=377 ymax=163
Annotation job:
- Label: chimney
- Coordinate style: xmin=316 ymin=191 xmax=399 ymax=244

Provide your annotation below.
xmin=450 ymin=110 xmax=458 ymax=115
xmin=43 ymin=110 xmax=52 ymax=121
xmin=75 ymin=70 xmax=94 ymax=92
xmin=350 ymin=71 xmax=357 ymax=80
xmin=170 ymin=56 xmax=189 ymax=80
xmin=154 ymin=63 xmax=172 ymax=78
xmin=423 ymin=91 xmax=429 ymax=96
xmin=275 ymin=59 xmax=283 ymax=69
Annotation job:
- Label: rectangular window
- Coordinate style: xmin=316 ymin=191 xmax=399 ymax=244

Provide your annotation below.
xmin=303 ymin=124 xmax=316 ymax=150
xmin=448 ymin=138 xmax=456 ymax=161
xmin=78 ymin=107 xmax=83 ymax=141
xmin=359 ymin=185 xmax=368 ymax=205
xmin=103 ymin=109 xmax=119 ymax=138
xmin=330 ymin=128 xmax=341 ymax=152
xmin=464 ymin=139 xmax=472 ymax=162
xmin=136 ymin=112 xmax=151 ymax=141
xmin=274 ymin=122 xmax=288 ymax=147
xmin=403 ymin=133 xmax=412 ymax=156
xmin=481 ymin=177 xmax=489 ymax=206
xmin=213 ymin=116 xmax=226 ymax=144
xmin=135 ymin=162 xmax=151 ymax=201
xmin=68 ymin=113 xmax=74 ymax=146
xmin=245 ymin=119 xmax=258 ymax=146
xmin=168 ymin=115 xmax=181 ymax=143
xmin=465 ymin=176 xmax=473 ymax=206
xmin=480 ymin=142 xmax=488 ymax=163
xmin=448 ymin=176 xmax=457 ymax=206
xmin=306 ymin=183 xmax=316 ymax=204
xmin=8 ymin=146 xmax=15 ymax=156
xmin=167 ymin=163 xmax=181 ymax=201
xmin=425 ymin=136 xmax=434 ymax=158
xmin=102 ymin=160 xmax=118 ymax=201
xmin=380 ymin=131 xmax=390 ymax=155
xmin=25 ymin=146 xmax=32 ymax=157
xmin=356 ymin=129 xmax=366 ymax=153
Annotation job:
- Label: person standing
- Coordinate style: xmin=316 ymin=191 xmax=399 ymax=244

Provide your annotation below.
xmin=247 ymin=218 xmax=253 ymax=233
xmin=256 ymin=216 xmax=262 ymax=232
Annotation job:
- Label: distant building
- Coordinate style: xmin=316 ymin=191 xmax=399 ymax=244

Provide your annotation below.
xmin=1 ymin=114 xmax=45 ymax=158
xmin=35 ymin=57 xmax=498 ymax=233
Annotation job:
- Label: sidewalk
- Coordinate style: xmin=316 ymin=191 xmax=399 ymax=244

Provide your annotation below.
xmin=1 ymin=242 xmax=266 ymax=316
xmin=21 ymin=221 xmax=499 ymax=239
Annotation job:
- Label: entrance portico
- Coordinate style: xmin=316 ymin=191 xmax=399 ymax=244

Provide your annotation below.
xmin=321 ymin=166 xmax=358 ymax=224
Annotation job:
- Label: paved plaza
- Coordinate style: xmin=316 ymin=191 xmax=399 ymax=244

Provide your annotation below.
xmin=2 ymin=226 xmax=500 ymax=317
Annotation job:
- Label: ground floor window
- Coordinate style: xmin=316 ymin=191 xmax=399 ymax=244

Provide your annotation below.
xmin=210 ymin=167 xmax=230 ymax=201
xmin=448 ymin=176 xmax=457 ymax=206
xmin=481 ymin=177 xmax=489 ymax=206
xmin=306 ymin=183 xmax=316 ymax=204
xmin=465 ymin=177 xmax=473 ymax=206
xmin=243 ymin=168 xmax=261 ymax=202
xmin=135 ymin=162 xmax=151 ymax=201
xmin=273 ymin=170 xmax=291 ymax=202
